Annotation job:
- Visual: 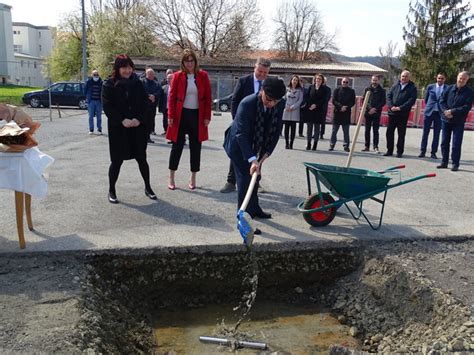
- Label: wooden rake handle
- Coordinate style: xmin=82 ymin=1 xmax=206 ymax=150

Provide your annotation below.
xmin=346 ymin=90 xmax=371 ymax=168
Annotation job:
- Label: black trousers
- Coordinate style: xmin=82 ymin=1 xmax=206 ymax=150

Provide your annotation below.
xmin=169 ymin=108 xmax=201 ymax=172
xmin=364 ymin=114 xmax=381 ymax=148
xmin=386 ymin=113 xmax=409 ymax=155
xmin=145 ymin=106 xmax=157 ymax=135
xmin=284 ymin=121 xmax=297 ymax=145
xmin=298 ymin=122 xmax=305 ymax=136
xmin=306 ymin=122 xmax=320 ymax=147
xmin=108 ymin=158 xmax=151 ymax=193
xmin=162 ymin=109 xmax=168 ymax=133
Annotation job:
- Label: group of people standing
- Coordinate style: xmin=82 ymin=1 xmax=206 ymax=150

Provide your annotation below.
xmin=86 ymin=51 xmax=472 ymax=230
xmin=94 ymin=51 xmax=212 ymax=204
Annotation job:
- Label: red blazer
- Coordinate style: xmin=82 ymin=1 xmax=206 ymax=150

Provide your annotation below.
xmin=166 ymin=70 xmax=212 ymax=143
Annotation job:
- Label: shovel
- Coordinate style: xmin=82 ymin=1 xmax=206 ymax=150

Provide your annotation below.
xmin=237 ymin=172 xmax=258 ymax=247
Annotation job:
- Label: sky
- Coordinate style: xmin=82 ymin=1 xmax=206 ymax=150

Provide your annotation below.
xmin=2 ymin=0 xmax=411 ymax=57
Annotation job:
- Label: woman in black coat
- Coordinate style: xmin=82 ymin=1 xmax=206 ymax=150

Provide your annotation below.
xmin=102 ymin=54 xmax=157 ymax=204
xmin=302 ymin=73 xmax=326 ymax=150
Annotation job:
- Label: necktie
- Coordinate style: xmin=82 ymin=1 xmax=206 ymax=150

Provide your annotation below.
xmin=436 ymin=86 xmax=441 ymax=99
xmin=257 ymin=80 xmax=262 ymax=93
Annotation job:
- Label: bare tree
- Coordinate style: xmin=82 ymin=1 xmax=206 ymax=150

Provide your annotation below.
xmin=378 ymin=41 xmax=400 ymax=87
xmin=273 ymin=0 xmax=337 ymax=61
xmin=150 ymin=0 xmax=260 ymax=58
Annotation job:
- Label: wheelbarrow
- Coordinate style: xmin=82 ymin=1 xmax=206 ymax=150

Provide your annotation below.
xmin=297 ymin=163 xmax=436 ymax=230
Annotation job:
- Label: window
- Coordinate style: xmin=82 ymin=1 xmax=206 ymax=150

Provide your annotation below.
xmin=27 ymin=61 xmax=30 ymax=68
xmin=50 ymin=83 xmax=65 ymax=92
xmin=38 ymin=31 xmax=42 ymax=38
xmin=13 ymin=45 xmax=23 ymax=53
xmin=13 ymin=30 xmax=20 ymax=35
xmin=336 ymin=77 xmax=354 ymax=87
xmin=39 ymin=45 xmax=42 ymax=51
xmin=20 ymin=60 xmax=24 ymax=67
xmin=34 ymin=62 xmax=37 ymax=69
xmin=65 ymin=83 xmax=81 ymax=92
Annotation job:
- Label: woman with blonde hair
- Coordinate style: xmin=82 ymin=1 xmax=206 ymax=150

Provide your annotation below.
xmin=166 ymin=49 xmax=212 ymax=190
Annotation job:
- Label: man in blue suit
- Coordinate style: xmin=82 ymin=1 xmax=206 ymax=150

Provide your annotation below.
xmin=224 ymin=77 xmax=286 ymax=228
xmin=437 ymin=71 xmax=473 ymax=172
xmin=220 ymin=57 xmax=271 ymax=193
xmin=419 ymin=73 xmax=446 ymax=159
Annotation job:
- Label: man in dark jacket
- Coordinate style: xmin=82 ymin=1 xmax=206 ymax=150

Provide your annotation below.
xmin=224 ymin=77 xmax=286 ymax=230
xmin=84 ymin=69 xmax=103 ymax=135
xmin=319 ymin=79 xmax=332 ymax=139
xmin=220 ymin=57 xmax=271 ymax=193
xmin=385 ymin=70 xmax=417 ymax=157
xmin=141 ymin=68 xmax=163 ymax=143
xmin=437 ymin=71 xmax=473 ymax=171
xmin=329 ymin=78 xmax=355 ymax=152
xmin=362 ymin=75 xmax=386 ymax=153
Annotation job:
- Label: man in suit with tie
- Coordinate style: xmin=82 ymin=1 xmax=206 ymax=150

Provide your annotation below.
xmin=419 ymin=73 xmax=446 ymax=159
xmin=384 ymin=70 xmax=418 ymax=158
xmin=220 ymin=57 xmax=271 ymax=193
xmin=224 ymin=77 xmax=286 ymax=229
xmin=437 ymin=71 xmax=473 ymax=172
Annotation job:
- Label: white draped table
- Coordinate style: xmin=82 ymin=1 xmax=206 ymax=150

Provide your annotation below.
xmin=0 ymin=147 xmax=54 ymax=248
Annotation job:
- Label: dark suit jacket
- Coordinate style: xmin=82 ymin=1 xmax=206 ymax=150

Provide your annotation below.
xmin=387 ymin=81 xmax=417 ymax=116
xmin=224 ymin=94 xmax=285 ymax=162
xmin=332 ymin=86 xmax=356 ymax=125
xmin=364 ymin=84 xmax=386 ymax=119
xmin=440 ymin=84 xmax=474 ymax=125
xmin=424 ymin=83 xmax=445 ymax=117
xmin=231 ymin=74 xmax=257 ymax=118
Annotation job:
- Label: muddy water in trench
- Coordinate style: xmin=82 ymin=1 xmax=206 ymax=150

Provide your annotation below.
xmin=153 ymin=302 xmax=360 ymax=353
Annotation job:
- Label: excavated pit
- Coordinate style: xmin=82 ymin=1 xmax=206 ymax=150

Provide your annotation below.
xmin=1 ymin=239 xmax=473 ymax=353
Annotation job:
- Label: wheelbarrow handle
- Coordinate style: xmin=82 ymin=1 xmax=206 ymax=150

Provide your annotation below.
xmin=378 ymin=164 xmax=406 ymax=174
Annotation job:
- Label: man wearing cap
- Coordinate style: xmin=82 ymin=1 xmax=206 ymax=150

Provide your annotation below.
xmin=220 ymin=57 xmax=271 ymax=193
xmin=84 ymin=69 xmax=103 ymax=135
xmin=224 ymin=77 xmax=286 ymax=226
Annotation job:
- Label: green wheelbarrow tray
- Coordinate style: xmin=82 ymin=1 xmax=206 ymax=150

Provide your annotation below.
xmin=297 ymin=163 xmax=436 ymax=230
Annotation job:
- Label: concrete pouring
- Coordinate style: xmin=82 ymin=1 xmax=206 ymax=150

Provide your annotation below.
xmin=0 ymin=108 xmax=473 ymax=253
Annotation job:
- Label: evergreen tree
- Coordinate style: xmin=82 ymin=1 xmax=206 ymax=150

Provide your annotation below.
xmin=401 ymin=0 xmax=473 ymax=91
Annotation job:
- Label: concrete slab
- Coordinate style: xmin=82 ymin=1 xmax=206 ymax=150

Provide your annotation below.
xmin=0 ymin=108 xmax=473 ymax=253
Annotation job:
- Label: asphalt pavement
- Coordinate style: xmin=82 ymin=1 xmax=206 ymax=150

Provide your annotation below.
xmin=0 ymin=108 xmax=473 ymax=253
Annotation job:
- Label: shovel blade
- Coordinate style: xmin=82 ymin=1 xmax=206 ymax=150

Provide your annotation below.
xmin=237 ymin=210 xmax=255 ymax=247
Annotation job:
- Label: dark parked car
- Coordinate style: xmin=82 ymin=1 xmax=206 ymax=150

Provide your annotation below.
xmin=213 ymin=94 xmax=232 ymax=112
xmin=22 ymin=82 xmax=87 ymax=109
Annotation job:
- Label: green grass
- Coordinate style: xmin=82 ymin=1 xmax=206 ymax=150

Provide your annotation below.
xmin=0 ymin=85 xmax=43 ymax=106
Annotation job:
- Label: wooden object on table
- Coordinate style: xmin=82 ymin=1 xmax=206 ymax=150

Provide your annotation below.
xmin=14 ymin=191 xmax=33 ymax=249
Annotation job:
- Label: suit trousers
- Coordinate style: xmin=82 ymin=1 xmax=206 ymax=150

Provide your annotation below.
xmin=420 ymin=112 xmax=441 ymax=154
xmin=330 ymin=123 xmax=350 ymax=148
xmin=168 ymin=108 xmax=202 ymax=172
xmin=145 ymin=105 xmax=157 ymax=135
xmin=306 ymin=122 xmax=320 ymax=147
xmin=232 ymin=158 xmax=263 ymax=218
xmin=386 ymin=113 xmax=409 ymax=155
xmin=162 ymin=109 xmax=168 ymax=133
xmin=440 ymin=120 xmax=465 ymax=166
xmin=364 ymin=115 xmax=381 ymax=148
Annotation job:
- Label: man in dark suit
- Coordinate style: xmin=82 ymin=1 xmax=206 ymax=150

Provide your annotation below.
xmin=224 ymin=77 xmax=286 ymax=228
xmin=419 ymin=73 xmax=446 ymax=159
xmin=329 ymin=77 xmax=356 ymax=152
xmin=384 ymin=70 xmax=418 ymax=158
xmin=220 ymin=57 xmax=271 ymax=193
xmin=362 ymin=75 xmax=386 ymax=153
xmin=437 ymin=71 xmax=473 ymax=172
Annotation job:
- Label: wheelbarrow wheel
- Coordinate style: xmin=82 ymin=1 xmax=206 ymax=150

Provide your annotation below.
xmin=302 ymin=193 xmax=337 ymax=227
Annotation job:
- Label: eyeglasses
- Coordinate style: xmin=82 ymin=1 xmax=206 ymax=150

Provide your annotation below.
xmin=342 ymin=81 xmax=349 ymax=84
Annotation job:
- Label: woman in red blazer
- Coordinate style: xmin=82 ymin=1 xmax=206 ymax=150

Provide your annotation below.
xmin=166 ymin=49 xmax=212 ymax=190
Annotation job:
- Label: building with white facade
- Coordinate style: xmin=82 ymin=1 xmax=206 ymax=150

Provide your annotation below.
xmin=0 ymin=3 xmax=54 ymax=87
xmin=0 ymin=3 xmax=15 ymax=84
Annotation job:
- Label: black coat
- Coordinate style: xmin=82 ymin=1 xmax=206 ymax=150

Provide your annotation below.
xmin=102 ymin=74 xmax=148 ymax=161
xmin=332 ymin=86 xmax=356 ymax=125
xmin=387 ymin=81 xmax=417 ymax=117
xmin=364 ymin=84 xmax=386 ymax=119
xmin=301 ymin=85 xmax=326 ymax=124
xmin=231 ymin=74 xmax=256 ymax=118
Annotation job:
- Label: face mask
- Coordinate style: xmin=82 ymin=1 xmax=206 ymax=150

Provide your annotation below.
xmin=93 ymin=76 xmax=99 ymax=82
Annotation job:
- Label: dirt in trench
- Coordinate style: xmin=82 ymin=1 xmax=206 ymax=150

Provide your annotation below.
xmin=0 ymin=238 xmax=473 ymax=353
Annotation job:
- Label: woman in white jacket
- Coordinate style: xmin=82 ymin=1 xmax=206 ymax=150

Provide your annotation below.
xmin=282 ymin=75 xmax=304 ymax=149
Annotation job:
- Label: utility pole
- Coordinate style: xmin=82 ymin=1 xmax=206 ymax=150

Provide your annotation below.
xmin=81 ymin=0 xmax=87 ymax=82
